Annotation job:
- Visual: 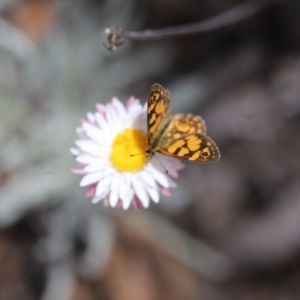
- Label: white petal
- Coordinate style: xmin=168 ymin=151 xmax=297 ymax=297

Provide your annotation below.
xmin=82 ymin=123 xmax=110 ymax=145
xmin=145 ymin=184 xmax=159 ymax=203
xmin=106 ymin=104 xmax=118 ymax=125
xmin=112 ymin=97 xmax=127 ymax=119
xmin=84 ymin=162 xmax=110 ymax=173
xmin=139 ymin=170 xmax=156 ymax=188
xmin=82 ymin=122 xmax=98 ymax=132
xmin=122 ymin=193 xmax=133 ymax=210
xmin=131 ymin=176 xmax=149 ymax=208
xmin=91 ymin=196 xmax=102 ymax=203
xmin=96 ymin=175 xmax=112 ymax=196
xmin=76 ymin=154 xmax=94 ymax=164
xmin=95 ymin=112 xmax=109 ymax=131
xmin=70 ymin=148 xmax=80 ymax=155
xmin=76 ymin=155 xmax=105 ymax=165
xmin=109 ymin=174 xmax=121 ymax=207
xmin=91 ymin=188 xmax=109 ymax=203
xmin=75 ymin=140 xmax=107 ymax=156
xmin=119 ymin=174 xmax=134 ymax=209
xmin=128 ymin=99 xmax=142 ymax=115
xmin=81 ymin=150 xmax=110 ymax=159
xmin=132 ymin=112 xmax=147 ymax=130
xmin=88 ymin=129 xmax=111 ymax=145
xmin=87 ymin=112 xmax=96 ymax=124
xmin=109 ymin=188 xmax=119 ymax=207
xmin=146 ymin=164 xmax=169 ymax=188
xmin=76 ymin=127 xmax=87 ymax=138
xmin=80 ymin=171 xmax=103 ymax=187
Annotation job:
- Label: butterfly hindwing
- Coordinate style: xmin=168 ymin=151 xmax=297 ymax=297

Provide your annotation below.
xmin=159 ymin=133 xmax=220 ymax=162
xmin=162 ymin=113 xmax=207 ymax=139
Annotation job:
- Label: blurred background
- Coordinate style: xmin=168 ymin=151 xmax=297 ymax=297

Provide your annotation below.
xmin=1 ymin=0 xmax=300 ymax=299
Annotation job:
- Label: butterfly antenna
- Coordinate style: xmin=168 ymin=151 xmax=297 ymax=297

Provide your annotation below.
xmin=130 ymin=153 xmax=170 ymax=175
xmin=130 ymin=141 xmax=148 ymax=157
xmin=154 ymin=155 xmax=170 ymax=175
xmin=130 ymin=153 xmax=144 ymax=157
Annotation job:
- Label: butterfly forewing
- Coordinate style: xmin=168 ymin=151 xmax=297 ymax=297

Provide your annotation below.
xmin=147 ymin=83 xmax=170 ymax=144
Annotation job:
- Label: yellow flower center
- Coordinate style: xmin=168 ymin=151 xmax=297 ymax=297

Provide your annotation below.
xmin=110 ymin=128 xmax=148 ymax=172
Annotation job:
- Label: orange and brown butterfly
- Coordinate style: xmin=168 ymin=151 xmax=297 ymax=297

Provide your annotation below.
xmin=146 ymin=83 xmax=220 ymax=162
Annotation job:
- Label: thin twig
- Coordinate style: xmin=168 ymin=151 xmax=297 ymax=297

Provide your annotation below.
xmin=125 ymin=0 xmax=277 ymax=40
xmin=104 ymin=0 xmax=279 ymax=51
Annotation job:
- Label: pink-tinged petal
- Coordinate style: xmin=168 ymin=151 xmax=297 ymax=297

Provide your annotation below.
xmin=126 ymin=96 xmax=136 ymax=110
xmin=115 ymin=199 xmax=122 ymax=209
xmin=133 ymin=197 xmax=143 ymax=210
xmin=160 ymin=186 xmax=172 ymax=196
xmin=81 ymin=118 xmax=90 ymax=124
xmin=111 ymin=97 xmax=121 ymax=106
xmin=85 ymin=183 xmax=97 ymax=197
xmin=173 ymin=159 xmax=185 ymax=170
xmin=96 ymin=104 xmax=106 ymax=117
xmin=167 ymin=169 xmax=180 ymax=179
xmin=72 ymin=166 xmax=86 ymax=174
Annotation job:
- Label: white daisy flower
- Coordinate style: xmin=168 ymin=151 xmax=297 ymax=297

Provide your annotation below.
xmin=71 ymin=96 xmax=184 ymax=210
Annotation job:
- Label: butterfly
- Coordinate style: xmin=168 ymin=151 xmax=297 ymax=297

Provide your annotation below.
xmin=146 ymin=83 xmax=220 ymax=162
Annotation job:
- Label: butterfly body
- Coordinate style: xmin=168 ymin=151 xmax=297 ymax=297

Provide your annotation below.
xmin=146 ymin=83 xmax=220 ymax=162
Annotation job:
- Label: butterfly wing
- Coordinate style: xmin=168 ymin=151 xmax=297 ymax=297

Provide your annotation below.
xmin=159 ymin=133 xmax=220 ymax=162
xmin=147 ymin=84 xmax=220 ymax=162
xmin=162 ymin=113 xmax=207 ymax=138
xmin=158 ymin=114 xmax=220 ymax=162
xmin=147 ymin=83 xmax=171 ymax=145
